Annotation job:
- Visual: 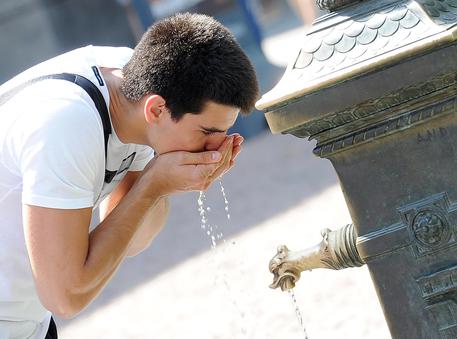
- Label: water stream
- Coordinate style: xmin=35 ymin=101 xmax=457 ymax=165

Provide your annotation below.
xmin=196 ymin=179 xmax=231 ymax=248
xmin=288 ymin=289 xmax=310 ymax=339
xmin=197 ymin=179 xmax=250 ymax=338
xmin=219 ymin=180 xmax=230 ymax=220
xmin=198 ymin=179 xmax=309 ymax=339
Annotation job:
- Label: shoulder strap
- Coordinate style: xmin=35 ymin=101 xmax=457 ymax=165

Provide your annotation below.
xmin=0 ymin=72 xmax=112 ymax=163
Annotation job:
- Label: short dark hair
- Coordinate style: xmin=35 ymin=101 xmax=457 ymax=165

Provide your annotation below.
xmin=121 ymin=13 xmax=259 ymax=121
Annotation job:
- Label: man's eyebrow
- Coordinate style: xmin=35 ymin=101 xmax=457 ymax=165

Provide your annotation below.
xmin=200 ymin=126 xmax=227 ymax=133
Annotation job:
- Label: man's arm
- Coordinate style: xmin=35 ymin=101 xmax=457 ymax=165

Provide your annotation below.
xmin=23 ymin=182 xmax=159 ymax=319
xmin=100 ymin=171 xmax=170 ymax=257
xmin=23 ymin=149 xmax=228 ymax=320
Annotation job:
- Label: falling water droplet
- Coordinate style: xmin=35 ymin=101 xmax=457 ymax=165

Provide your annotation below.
xmin=219 ymin=179 xmax=231 ymax=220
xmin=288 ymin=289 xmax=309 ymax=339
xmin=196 ymin=186 xmax=251 ymax=338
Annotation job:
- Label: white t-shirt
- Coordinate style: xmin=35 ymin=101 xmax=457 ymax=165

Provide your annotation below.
xmin=0 ymin=46 xmax=154 ymax=339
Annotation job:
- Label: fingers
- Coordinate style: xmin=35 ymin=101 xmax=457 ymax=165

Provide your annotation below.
xmin=216 ymin=135 xmax=234 ymax=152
xmin=225 ymin=136 xmax=243 ymax=171
xmin=212 ymin=136 xmax=234 ymax=168
xmin=231 ymin=144 xmax=241 ymax=161
xmin=179 ymin=150 xmax=221 ymax=165
xmin=226 ymin=134 xmax=243 ymax=148
xmin=208 ymin=139 xmax=233 ymax=180
xmin=219 ymin=136 xmax=234 ymax=164
xmin=232 ymin=134 xmax=244 ymax=147
xmin=208 ymin=135 xmax=243 ymax=180
xmin=174 ymin=134 xmax=243 ymax=192
xmin=229 ymin=134 xmax=243 ymax=160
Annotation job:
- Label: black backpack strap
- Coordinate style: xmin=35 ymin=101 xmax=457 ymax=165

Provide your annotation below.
xmin=0 ymin=72 xmax=112 ymax=181
xmin=55 ymin=73 xmax=112 ymax=161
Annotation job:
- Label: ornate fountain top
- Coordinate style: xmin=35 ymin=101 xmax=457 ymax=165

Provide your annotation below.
xmin=317 ymin=0 xmax=366 ymax=11
xmin=257 ymin=0 xmax=457 ymax=117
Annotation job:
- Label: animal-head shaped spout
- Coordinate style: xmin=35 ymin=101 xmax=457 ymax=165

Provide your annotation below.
xmin=269 ymin=245 xmax=302 ymax=291
xmin=269 ymin=224 xmax=365 ymax=291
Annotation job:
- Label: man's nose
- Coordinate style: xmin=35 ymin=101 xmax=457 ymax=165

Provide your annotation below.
xmin=205 ymin=134 xmax=226 ymax=151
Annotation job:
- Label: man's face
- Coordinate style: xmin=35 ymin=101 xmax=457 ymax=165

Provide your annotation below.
xmin=151 ymin=101 xmax=240 ymax=155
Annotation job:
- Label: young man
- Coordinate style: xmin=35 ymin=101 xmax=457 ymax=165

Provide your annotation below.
xmin=0 ymin=13 xmax=259 ymax=339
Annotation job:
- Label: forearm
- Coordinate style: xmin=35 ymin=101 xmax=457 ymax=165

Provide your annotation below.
xmin=99 ymin=171 xmax=170 ymax=257
xmin=26 ymin=149 xmax=226 ymax=318
xmin=63 ymin=195 xmax=169 ymax=316
xmin=66 ymin=185 xmax=162 ymax=316
xmin=126 ymin=196 xmax=170 ymax=257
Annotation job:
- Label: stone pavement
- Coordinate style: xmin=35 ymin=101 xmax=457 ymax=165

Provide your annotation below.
xmin=56 ymin=24 xmax=392 ymax=339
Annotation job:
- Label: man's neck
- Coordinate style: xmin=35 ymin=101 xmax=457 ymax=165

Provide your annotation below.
xmin=101 ymin=68 xmax=145 ymax=145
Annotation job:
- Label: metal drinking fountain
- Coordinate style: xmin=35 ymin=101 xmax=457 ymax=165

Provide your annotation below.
xmin=257 ymin=0 xmax=457 ymax=338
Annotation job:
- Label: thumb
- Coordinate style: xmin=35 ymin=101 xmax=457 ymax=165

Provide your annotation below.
xmin=179 ymin=151 xmax=222 ymax=165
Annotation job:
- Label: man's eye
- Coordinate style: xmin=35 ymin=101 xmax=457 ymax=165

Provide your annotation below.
xmin=202 ymin=130 xmax=216 ymax=136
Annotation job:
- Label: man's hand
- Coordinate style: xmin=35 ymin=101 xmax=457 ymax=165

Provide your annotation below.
xmin=126 ymin=196 xmax=170 ymax=257
xmin=209 ymin=133 xmax=244 ymax=179
xmin=24 ymin=135 xmax=245 ymax=319
xmin=138 ymin=134 xmax=243 ymax=196
xmin=227 ymin=133 xmax=244 ymax=169
xmin=207 ymin=135 xmax=234 ymax=180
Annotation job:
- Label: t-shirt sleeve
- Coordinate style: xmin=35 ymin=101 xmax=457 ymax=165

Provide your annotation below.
xmin=129 ymin=145 xmax=154 ymax=172
xmin=17 ymin=97 xmax=104 ymax=209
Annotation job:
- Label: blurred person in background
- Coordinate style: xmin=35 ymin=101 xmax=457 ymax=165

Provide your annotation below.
xmin=115 ymin=0 xmax=145 ymax=41
xmin=0 ymin=13 xmax=258 ymax=339
xmin=288 ymin=0 xmax=316 ymax=27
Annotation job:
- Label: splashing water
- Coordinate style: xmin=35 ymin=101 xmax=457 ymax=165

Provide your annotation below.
xmin=219 ymin=179 xmax=230 ymax=220
xmin=197 ymin=181 xmax=250 ymax=338
xmin=288 ymin=289 xmax=310 ymax=339
xmin=199 ymin=182 xmax=310 ymax=339
xmin=197 ymin=191 xmax=218 ymax=249
xmin=197 ymin=179 xmax=231 ymax=248
xmin=198 ymin=192 xmax=225 ymax=249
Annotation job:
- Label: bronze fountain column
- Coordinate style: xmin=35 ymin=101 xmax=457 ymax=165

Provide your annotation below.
xmin=258 ymin=1 xmax=457 ymax=338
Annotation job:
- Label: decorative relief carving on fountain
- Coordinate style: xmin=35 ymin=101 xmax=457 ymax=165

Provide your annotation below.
xmin=312 ymin=95 xmax=457 ymax=157
xmin=412 ymin=210 xmax=450 ymax=248
xmin=356 ymin=193 xmax=457 ymax=261
xmin=416 ymin=265 xmax=457 ymax=337
xmin=288 ymin=69 xmax=457 ymax=143
xmin=398 ymin=193 xmax=457 ymax=257
xmin=417 ymin=266 xmax=457 ymax=300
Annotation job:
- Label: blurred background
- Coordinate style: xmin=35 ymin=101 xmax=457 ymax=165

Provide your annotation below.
xmin=0 ymin=0 xmax=323 ymax=139
xmin=0 ymin=1 xmax=392 ymax=338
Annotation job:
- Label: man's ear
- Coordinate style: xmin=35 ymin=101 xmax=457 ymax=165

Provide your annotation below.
xmin=144 ymin=94 xmax=166 ymax=125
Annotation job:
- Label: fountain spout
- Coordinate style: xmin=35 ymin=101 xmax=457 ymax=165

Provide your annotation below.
xmin=269 ymin=224 xmax=365 ymax=291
